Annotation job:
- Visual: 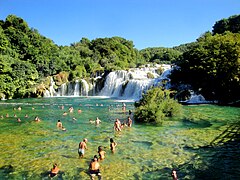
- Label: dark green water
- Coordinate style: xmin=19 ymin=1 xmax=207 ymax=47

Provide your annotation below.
xmin=0 ymin=97 xmax=239 ymax=179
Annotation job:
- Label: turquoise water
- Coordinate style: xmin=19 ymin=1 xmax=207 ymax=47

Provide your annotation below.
xmin=0 ymin=97 xmax=239 ymax=179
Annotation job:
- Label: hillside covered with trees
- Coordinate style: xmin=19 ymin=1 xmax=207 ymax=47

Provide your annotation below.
xmin=0 ymin=15 xmax=183 ymax=99
xmin=0 ymin=14 xmax=240 ymax=105
xmin=171 ymin=14 xmax=240 ymax=105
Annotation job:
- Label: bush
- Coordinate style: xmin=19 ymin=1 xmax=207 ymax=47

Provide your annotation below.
xmin=134 ymin=87 xmax=182 ymax=124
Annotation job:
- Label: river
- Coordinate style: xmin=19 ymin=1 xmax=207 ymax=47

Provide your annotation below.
xmin=0 ymin=97 xmax=239 ymax=179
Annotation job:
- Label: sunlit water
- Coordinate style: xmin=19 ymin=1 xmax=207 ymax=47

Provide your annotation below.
xmin=0 ymin=97 xmax=239 ymax=179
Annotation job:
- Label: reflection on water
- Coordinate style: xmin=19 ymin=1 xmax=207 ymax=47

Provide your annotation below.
xmin=0 ymin=97 xmax=239 ymax=179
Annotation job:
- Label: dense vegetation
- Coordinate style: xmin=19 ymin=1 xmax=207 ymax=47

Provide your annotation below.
xmin=0 ymin=14 xmax=240 ymax=105
xmin=134 ymin=87 xmax=182 ymax=124
xmin=0 ymin=15 xmax=183 ymax=99
xmin=171 ymin=14 xmax=240 ymax=104
xmin=139 ymin=47 xmax=182 ymax=64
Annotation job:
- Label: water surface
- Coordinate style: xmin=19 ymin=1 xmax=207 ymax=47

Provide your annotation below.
xmin=0 ymin=97 xmax=239 ymax=179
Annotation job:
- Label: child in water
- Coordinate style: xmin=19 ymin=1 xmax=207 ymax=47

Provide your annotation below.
xmin=49 ymin=163 xmax=59 ymax=178
xmin=110 ymin=138 xmax=117 ymax=153
xmin=98 ymin=146 xmax=106 ymax=160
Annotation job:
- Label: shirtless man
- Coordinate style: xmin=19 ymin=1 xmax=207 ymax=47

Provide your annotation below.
xmin=171 ymin=169 xmax=178 ymax=180
xmin=127 ymin=116 xmax=132 ymax=127
xmin=34 ymin=116 xmax=40 ymax=122
xmin=95 ymin=117 xmax=101 ymax=125
xmin=98 ymin=146 xmax=106 ymax=160
xmin=114 ymin=118 xmax=121 ymax=131
xmin=78 ymin=138 xmax=88 ymax=158
xmin=56 ymin=120 xmax=63 ymax=128
xmin=89 ymin=155 xmax=101 ymax=180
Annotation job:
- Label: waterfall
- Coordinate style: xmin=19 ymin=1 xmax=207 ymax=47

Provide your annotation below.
xmin=99 ymin=65 xmax=172 ymax=100
xmin=74 ymin=80 xmax=80 ymax=96
xmin=81 ymin=79 xmax=89 ymax=96
xmin=43 ymin=77 xmax=57 ymax=97
xmin=45 ymin=64 xmax=172 ymax=100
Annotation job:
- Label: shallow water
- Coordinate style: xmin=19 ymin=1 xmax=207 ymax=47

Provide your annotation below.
xmin=0 ymin=97 xmax=239 ymax=179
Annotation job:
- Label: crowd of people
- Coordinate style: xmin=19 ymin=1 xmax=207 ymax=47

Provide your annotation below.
xmin=1 ymin=103 xmax=178 ymax=179
xmin=49 ymin=103 xmax=132 ymax=179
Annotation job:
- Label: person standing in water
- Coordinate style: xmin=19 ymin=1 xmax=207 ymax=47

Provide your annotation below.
xmin=98 ymin=146 xmax=106 ymax=160
xmin=56 ymin=120 xmax=63 ymax=128
xmin=89 ymin=155 xmax=102 ymax=180
xmin=49 ymin=163 xmax=60 ymax=178
xmin=171 ymin=169 xmax=178 ymax=180
xmin=122 ymin=102 xmax=126 ymax=112
xmin=78 ymin=138 xmax=88 ymax=158
xmin=95 ymin=117 xmax=101 ymax=125
xmin=110 ymin=138 xmax=117 ymax=153
xmin=114 ymin=118 xmax=121 ymax=131
xmin=126 ymin=116 xmax=132 ymax=127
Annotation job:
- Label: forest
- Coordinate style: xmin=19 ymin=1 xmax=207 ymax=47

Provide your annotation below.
xmin=0 ymin=14 xmax=239 ymax=105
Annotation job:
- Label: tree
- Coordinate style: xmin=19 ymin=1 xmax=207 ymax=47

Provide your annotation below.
xmin=134 ymin=87 xmax=182 ymax=124
xmin=212 ymin=14 xmax=240 ymax=35
xmin=171 ymin=32 xmax=240 ymax=104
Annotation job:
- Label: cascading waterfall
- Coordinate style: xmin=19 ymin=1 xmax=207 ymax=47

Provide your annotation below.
xmin=44 ymin=77 xmax=57 ymax=97
xmin=99 ymin=65 xmax=171 ymax=100
xmin=74 ymin=80 xmax=80 ymax=96
xmin=45 ymin=64 xmax=172 ymax=100
xmin=81 ymin=79 xmax=89 ymax=96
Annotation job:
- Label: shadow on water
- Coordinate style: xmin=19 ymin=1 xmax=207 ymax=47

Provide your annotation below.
xmin=176 ymin=121 xmax=240 ymax=179
xmin=0 ymin=165 xmax=14 ymax=179
xmin=182 ymin=118 xmax=212 ymax=128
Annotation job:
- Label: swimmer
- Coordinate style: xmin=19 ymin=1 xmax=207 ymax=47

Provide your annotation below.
xmin=49 ymin=163 xmax=59 ymax=178
xmin=17 ymin=118 xmax=21 ymax=122
xmin=6 ymin=113 xmax=9 ymax=118
xmin=17 ymin=106 xmax=22 ymax=111
xmin=127 ymin=116 xmax=132 ymax=127
xmin=62 ymin=112 xmax=67 ymax=116
xmin=25 ymin=114 xmax=29 ymax=118
xmin=110 ymin=138 xmax=117 ymax=153
xmin=34 ymin=116 xmax=40 ymax=122
xmin=98 ymin=146 xmax=106 ymax=160
xmin=114 ymin=118 xmax=121 ymax=131
xmin=69 ymin=106 xmax=74 ymax=113
xmin=129 ymin=110 xmax=132 ymax=115
xmin=77 ymin=109 xmax=82 ymax=113
xmin=89 ymin=155 xmax=101 ymax=180
xmin=56 ymin=120 xmax=63 ymax=128
xmin=95 ymin=117 xmax=101 ymax=125
xmin=120 ymin=123 xmax=127 ymax=129
xmin=89 ymin=119 xmax=95 ymax=124
xmin=122 ymin=102 xmax=126 ymax=112
xmin=14 ymin=114 xmax=17 ymax=117
xmin=72 ymin=117 xmax=77 ymax=121
xmin=171 ymin=169 xmax=178 ymax=180
xmin=78 ymin=138 xmax=88 ymax=158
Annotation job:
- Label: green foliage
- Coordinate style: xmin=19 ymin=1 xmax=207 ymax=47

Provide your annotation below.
xmin=171 ymin=32 xmax=240 ymax=104
xmin=0 ymin=15 xmax=141 ymax=98
xmin=0 ymin=13 xmax=239 ymax=102
xmin=212 ymin=14 xmax=240 ymax=35
xmin=134 ymin=87 xmax=182 ymax=124
xmin=139 ymin=47 xmax=182 ymax=64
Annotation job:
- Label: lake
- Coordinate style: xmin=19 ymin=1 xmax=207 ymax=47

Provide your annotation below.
xmin=0 ymin=97 xmax=239 ymax=179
